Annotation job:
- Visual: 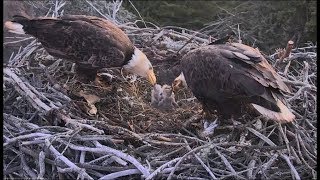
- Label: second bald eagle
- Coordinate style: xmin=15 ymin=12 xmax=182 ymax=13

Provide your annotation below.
xmin=173 ymin=43 xmax=295 ymax=124
xmin=5 ymin=15 xmax=156 ymax=85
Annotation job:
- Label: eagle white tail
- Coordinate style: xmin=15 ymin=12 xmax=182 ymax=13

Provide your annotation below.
xmin=251 ymin=99 xmax=295 ymax=123
xmin=4 ymin=21 xmax=25 ymax=34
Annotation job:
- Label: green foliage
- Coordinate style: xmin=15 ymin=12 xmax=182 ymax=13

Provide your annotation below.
xmin=124 ymin=1 xmax=317 ymax=53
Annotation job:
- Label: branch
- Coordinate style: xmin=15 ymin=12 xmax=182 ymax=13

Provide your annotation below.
xmin=44 ymin=139 xmax=94 ymax=180
xmin=99 ymin=169 xmax=140 ymax=180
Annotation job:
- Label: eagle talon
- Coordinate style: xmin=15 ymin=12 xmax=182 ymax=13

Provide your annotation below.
xmin=201 ymin=119 xmax=218 ymax=137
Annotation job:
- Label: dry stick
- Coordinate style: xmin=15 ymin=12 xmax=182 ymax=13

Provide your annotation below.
xmin=56 ymin=113 xmax=104 ymax=134
xmin=152 ymin=146 xmax=185 ymax=160
xmin=4 ymin=37 xmax=34 ymax=45
xmin=20 ymin=152 xmax=38 ymax=179
xmin=280 ymin=154 xmax=301 ymax=180
xmin=85 ymin=0 xmax=114 ymax=22
xmin=79 ymin=151 xmax=86 ymax=164
xmin=108 ymin=156 xmax=128 ymax=166
xmin=141 ymin=133 xmax=206 ymax=143
xmin=128 ymin=0 xmax=147 ymax=28
xmin=280 ymin=40 xmax=294 ymax=61
xmin=93 ymin=121 xmax=150 ymax=145
xmin=214 ymin=148 xmax=237 ymax=177
xmin=260 ymin=153 xmax=279 ymax=173
xmin=76 ymin=163 xmax=133 ymax=173
xmin=166 ymin=143 xmax=213 ymax=180
xmin=175 ymin=22 xmax=216 ymax=54
xmin=24 ymin=81 xmax=59 ymax=109
xmin=183 ymin=139 xmax=217 ymax=180
xmin=246 ymin=127 xmax=276 ymax=146
xmin=275 ymin=40 xmax=294 ymax=66
xmin=98 ymin=169 xmax=141 ymax=180
xmin=4 ymin=68 xmax=52 ymax=112
xmin=144 ymin=140 xmax=185 ymax=146
xmin=278 ymin=124 xmax=291 ymax=155
xmin=111 ymin=0 xmax=122 ymax=20
xmin=287 ymin=85 xmax=311 ymax=102
xmin=44 ymin=139 xmax=94 ymax=180
xmin=151 ymin=29 xmax=165 ymax=44
xmin=294 ymin=133 xmax=316 ymax=172
xmin=283 ymin=79 xmax=315 ymax=88
xmin=87 ymin=155 xmax=111 ymax=165
xmin=283 ymin=60 xmax=292 ymax=76
xmin=163 ymin=174 xmax=208 ymax=180
xmin=290 ymin=146 xmax=302 ymax=165
xmin=37 ymin=151 xmax=46 ymax=179
xmin=60 ymin=140 xmax=151 ymax=178
xmin=302 ymin=61 xmax=309 ymax=83
xmin=247 ymin=159 xmax=256 ymax=179
xmin=4 ymin=133 xmax=53 ymax=147
xmin=145 ymin=157 xmax=181 ymax=180
xmin=296 ymin=134 xmax=316 ymax=163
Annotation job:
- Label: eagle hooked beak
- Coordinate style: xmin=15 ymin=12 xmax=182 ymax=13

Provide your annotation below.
xmin=146 ymin=69 xmax=157 ymax=86
xmin=172 ymin=79 xmax=182 ymax=92
xmin=172 ymin=72 xmax=187 ymax=92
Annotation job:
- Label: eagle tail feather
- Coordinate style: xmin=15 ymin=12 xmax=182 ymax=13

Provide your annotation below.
xmin=251 ymin=99 xmax=295 ymax=123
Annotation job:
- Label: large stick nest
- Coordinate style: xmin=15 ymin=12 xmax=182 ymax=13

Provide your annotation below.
xmin=3 ymin=1 xmax=317 ymax=180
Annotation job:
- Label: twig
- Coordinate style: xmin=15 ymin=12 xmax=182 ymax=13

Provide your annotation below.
xmin=85 ymin=0 xmax=114 ymax=23
xmin=56 ymin=113 xmax=104 ymax=134
xmin=246 ymin=127 xmax=276 ymax=146
xmin=280 ymin=40 xmax=295 ymax=61
xmin=111 ymin=0 xmax=123 ymax=21
xmin=93 ymin=141 xmax=150 ymax=177
xmin=4 ymin=133 xmax=52 ymax=147
xmin=99 ymin=169 xmax=140 ymax=180
xmin=4 ymin=68 xmax=53 ymax=112
xmin=214 ymin=148 xmax=237 ymax=176
xmin=287 ymin=85 xmax=311 ymax=102
xmin=275 ymin=40 xmax=294 ymax=66
xmin=280 ymin=154 xmax=301 ymax=180
xmin=128 ymin=0 xmax=147 ymax=28
xmin=4 ymin=37 xmax=34 ymax=45
xmin=247 ymin=159 xmax=256 ymax=179
xmin=146 ymin=157 xmax=181 ymax=180
xmin=20 ymin=151 xmax=37 ymax=179
xmin=167 ymin=143 xmax=213 ymax=180
xmin=37 ymin=151 xmax=46 ymax=179
xmin=44 ymin=139 xmax=94 ymax=180
xmin=183 ymin=139 xmax=217 ymax=179
xmin=260 ymin=153 xmax=278 ymax=173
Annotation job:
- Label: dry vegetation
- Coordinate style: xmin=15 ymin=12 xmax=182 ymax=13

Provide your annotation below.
xmin=3 ymin=1 xmax=317 ymax=180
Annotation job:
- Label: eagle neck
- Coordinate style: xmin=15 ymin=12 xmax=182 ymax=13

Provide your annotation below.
xmin=122 ymin=46 xmax=135 ymax=66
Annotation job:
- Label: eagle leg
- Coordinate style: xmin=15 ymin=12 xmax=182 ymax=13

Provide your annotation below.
xmin=200 ymin=118 xmax=218 ymax=137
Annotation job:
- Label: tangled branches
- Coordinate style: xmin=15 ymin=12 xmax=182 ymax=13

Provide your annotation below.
xmin=3 ymin=2 xmax=317 ymax=180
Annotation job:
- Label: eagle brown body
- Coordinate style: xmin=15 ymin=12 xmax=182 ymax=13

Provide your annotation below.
xmin=5 ymin=15 xmax=156 ymax=85
xmin=174 ymin=43 xmax=295 ymax=123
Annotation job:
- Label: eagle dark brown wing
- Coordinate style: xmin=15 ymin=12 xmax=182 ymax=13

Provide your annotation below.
xmin=180 ymin=43 xmax=294 ymax=122
xmin=10 ymin=15 xmax=135 ymax=68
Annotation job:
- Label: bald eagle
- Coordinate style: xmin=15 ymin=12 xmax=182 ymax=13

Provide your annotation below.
xmin=4 ymin=15 xmax=156 ymax=85
xmin=173 ymin=43 xmax=295 ymax=133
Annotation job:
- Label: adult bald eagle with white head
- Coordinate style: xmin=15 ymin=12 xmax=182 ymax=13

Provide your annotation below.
xmin=173 ymin=42 xmax=295 ymax=136
xmin=4 ymin=15 xmax=157 ymax=85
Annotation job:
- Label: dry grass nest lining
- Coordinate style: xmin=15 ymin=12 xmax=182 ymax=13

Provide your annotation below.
xmin=3 ymin=22 xmax=317 ymax=180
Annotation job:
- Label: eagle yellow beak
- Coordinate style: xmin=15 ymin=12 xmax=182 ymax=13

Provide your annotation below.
xmin=146 ymin=69 xmax=157 ymax=85
xmin=172 ymin=79 xmax=182 ymax=92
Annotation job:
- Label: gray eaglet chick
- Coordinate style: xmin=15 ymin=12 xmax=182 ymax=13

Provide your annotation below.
xmin=151 ymin=84 xmax=163 ymax=107
xmin=151 ymin=84 xmax=178 ymax=110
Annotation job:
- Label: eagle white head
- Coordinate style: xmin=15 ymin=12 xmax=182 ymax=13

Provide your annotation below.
xmin=123 ymin=48 xmax=157 ymax=85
